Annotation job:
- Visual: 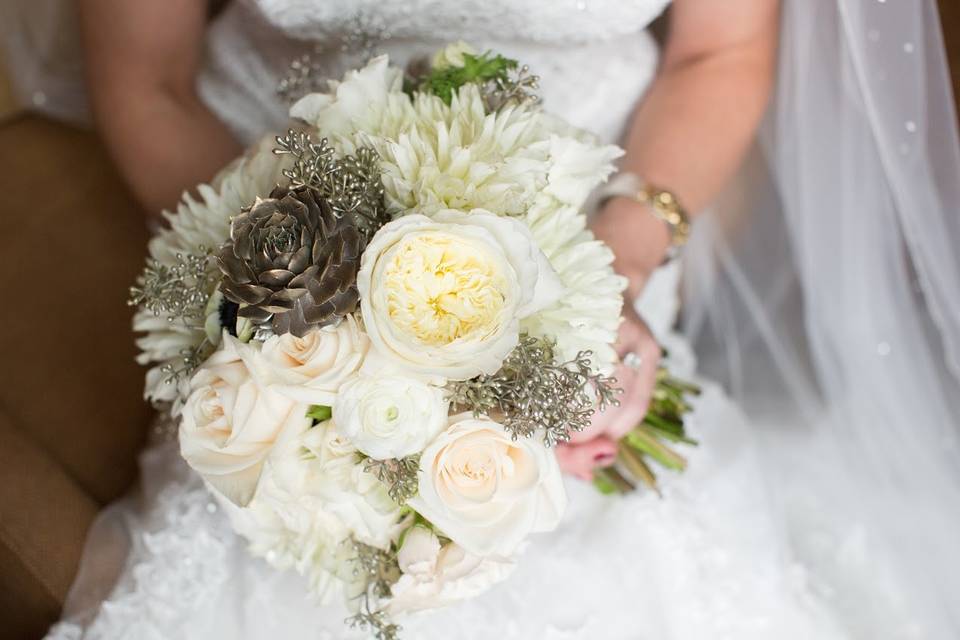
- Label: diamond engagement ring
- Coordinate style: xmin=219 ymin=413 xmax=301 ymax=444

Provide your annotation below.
xmin=623 ymin=351 xmax=643 ymax=371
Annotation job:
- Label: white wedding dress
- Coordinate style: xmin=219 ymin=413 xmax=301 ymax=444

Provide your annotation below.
xmin=5 ymin=0 xmax=955 ymax=638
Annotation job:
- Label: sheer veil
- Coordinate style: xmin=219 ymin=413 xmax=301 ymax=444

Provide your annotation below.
xmin=684 ymin=1 xmax=960 ymax=637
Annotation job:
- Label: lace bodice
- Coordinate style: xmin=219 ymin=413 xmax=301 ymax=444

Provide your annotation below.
xmin=248 ymin=0 xmax=669 ymax=44
xmin=199 ymin=0 xmax=670 ymax=145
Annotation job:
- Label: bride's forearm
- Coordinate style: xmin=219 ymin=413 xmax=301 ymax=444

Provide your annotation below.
xmin=80 ymin=0 xmax=242 ymax=216
xmin=597 ymin=0 xmax=779 ymax=296
xmin=92 ymin=83 xmax=242 ymax=216
xmin=623 ymin=43 xmax=777 ymax=216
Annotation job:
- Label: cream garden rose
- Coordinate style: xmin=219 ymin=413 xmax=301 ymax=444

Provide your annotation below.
xmin=387 ymin=526 xmax=515 ymax=615
xmin=334 ymin=372 xmax=448 ymax=459
xmin=258 ymin=314 xmax=369 ymax=404
xmin=357 ymin=211 xmax=563 ymax=380
xmin=179 ymin=334 xmax=310 ymax=507
xmin=408 ymin=413 xmax=566 ymax=556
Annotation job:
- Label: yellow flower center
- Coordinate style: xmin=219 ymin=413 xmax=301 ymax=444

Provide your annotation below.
xmin=382 ymin=233 xmax=509 ymax=346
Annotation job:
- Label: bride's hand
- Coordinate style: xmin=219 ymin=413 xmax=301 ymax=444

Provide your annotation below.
xmin=555 ymin=198 xmax=665 ymax=479
xmin=557 ymin=304 xmax=661 ymax=479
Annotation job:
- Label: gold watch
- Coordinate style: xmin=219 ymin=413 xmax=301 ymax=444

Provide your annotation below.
xmin=599 ymin=173 xmax=692 ymax=257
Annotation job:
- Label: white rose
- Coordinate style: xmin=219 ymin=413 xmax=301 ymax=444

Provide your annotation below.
xmin=334 ymin=373 xmax=448 ymax=459
xmin=408 ymin=413 xmax=566 ymax=556
xmin=388 ymin=526 xmax=515 ymax=616
xmin=357 ymin=211 xmax=563 ymax=380
xmin=179 ymin=334 xmax=310 ymax=506
xmin=258 ymin=315 xmax=369 ymax=404
xmin=430 ymin=41 xmax=477 ymax=70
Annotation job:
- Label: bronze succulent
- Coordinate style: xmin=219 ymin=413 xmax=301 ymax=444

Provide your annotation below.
xmin=217 ymin=186 xmax=362 ymax=337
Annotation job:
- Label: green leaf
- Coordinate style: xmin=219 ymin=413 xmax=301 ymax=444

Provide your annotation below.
xmin=306 ymin=405 xmax=332 ymax=423
xmin=419 ymin=51 xmax=518 ymax=104
xmin=593 ymin=474 xmax=619 ymax=495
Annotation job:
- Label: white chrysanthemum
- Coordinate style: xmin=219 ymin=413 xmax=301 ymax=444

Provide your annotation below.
xmin=226 ymin=421 xmax=405 ymax=603
xmin=291 ymin=56 xmax=625 ymax=370
xmin=135 ymin=137 xmax=290 ymax=406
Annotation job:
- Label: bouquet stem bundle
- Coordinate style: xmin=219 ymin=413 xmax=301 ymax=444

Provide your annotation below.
xmin=595 ymin=369 xmax=701 ymax=495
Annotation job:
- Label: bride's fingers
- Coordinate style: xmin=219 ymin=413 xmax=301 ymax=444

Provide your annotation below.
xmin=580 ymin=311 xmax=661 ymax=442
xmin=572 ymin=367 xmax=637 ymax=443
xmin=606 ymin=338 xmax=661 ymax=439
xmin=568 ymin=418 xmax=607 ymax=444
xmin=572 ymin=362 xmax=639 ymax=443
xmin=606 ymin=364 xmax=652 ymax=439
xmin=555 ymin=437 xmax=618 ymax=481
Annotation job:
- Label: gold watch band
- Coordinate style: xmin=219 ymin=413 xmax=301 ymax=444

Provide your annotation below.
xmin=599 ymin=173 xmax=692 ymax=252
xmin=635 ymin=185 xmax=692 ymax=248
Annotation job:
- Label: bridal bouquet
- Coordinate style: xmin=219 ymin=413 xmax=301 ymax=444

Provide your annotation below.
xmin=129 ymin=43 xmax=691 ymax=638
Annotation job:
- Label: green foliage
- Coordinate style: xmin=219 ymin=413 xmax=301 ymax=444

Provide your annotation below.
xmin=420 ymin=52 xmax=518 ymax=104
xmin=306 ymin=404 xmax=333 ymax=424
xmin=592 ymin=473 xmax=618 ymax=495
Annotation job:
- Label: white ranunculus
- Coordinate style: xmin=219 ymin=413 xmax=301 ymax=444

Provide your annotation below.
xmin=408 ymin=414 xmax=566 ymax=556
xmin=334 ymin=373 xmax=448 ymax=460
xmin=357 ymin=211 xmax=563 ymax=381
xmin=179 ymin=334 xmax=310 ymax=506
xmin=388 ymin=526 xmax=515 ymax=616
xmin=430 ymin=41 xmax=477 ymax=70
xmin=257 ymin=315 xmax=369 ymax=405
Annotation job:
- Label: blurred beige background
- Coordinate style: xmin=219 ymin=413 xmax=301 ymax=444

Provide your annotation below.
xmin=0 ymin=52 xmax=14 ymax=119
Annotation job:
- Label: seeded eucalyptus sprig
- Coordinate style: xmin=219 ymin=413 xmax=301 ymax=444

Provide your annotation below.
xmin=346 ymin=607 xmax=401 ymax=640
xmin=273 ymin=129 xmax=389 ymax=241
xmin=345 ymin=540 xmax=403 ymax=640
xmin=449 ymin=333 xmax=621 ymax=447
xmin=363 ymin=455 xmax=421 ymax=505
xmin=128 ymin=249 xmax=218 ymax=323
xmin=129 ymin=248 xmax=221 ymax=386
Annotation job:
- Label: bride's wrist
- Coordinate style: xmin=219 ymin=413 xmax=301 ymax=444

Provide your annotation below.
xmin=593 ymin=196 xmax=671 ymax=299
